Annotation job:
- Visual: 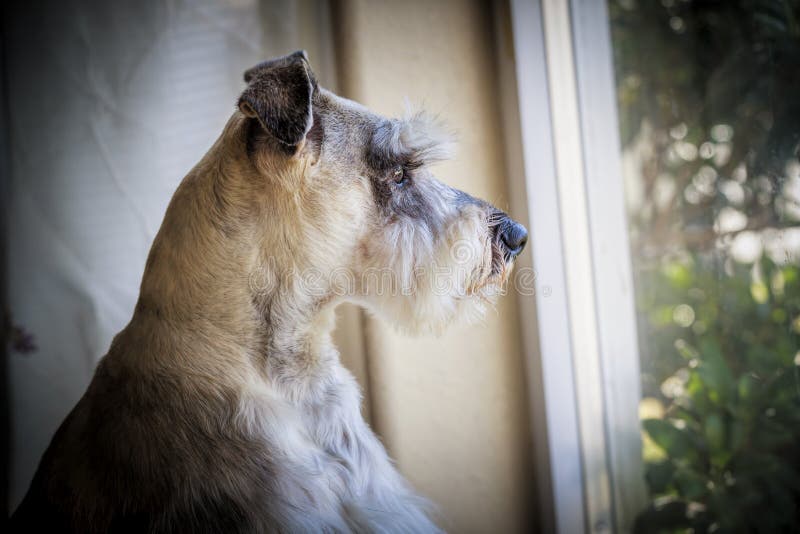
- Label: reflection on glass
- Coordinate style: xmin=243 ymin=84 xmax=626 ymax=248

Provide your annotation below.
xmin=609 ymin=0 xmax=800 ymax=531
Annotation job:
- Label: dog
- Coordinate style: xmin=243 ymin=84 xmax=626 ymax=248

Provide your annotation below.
xmin=9 ymin=51 xmax=528 ymax=533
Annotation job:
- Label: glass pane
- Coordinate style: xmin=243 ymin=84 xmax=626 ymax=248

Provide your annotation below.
xmin=608 ymin=1 xmax=800 ymax=531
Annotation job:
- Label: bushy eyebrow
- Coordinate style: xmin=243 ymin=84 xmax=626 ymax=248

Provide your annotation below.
xmin=366 ymin=112 xmax=454 ymax=173
xmin=366 ymin=120 xmax=407 ymax=171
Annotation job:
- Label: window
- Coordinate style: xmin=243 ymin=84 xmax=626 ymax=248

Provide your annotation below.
xmin=509 ymin=1 xmax=800 ymax=532
xmin=610 ymin=1 xmax=800 ymax=532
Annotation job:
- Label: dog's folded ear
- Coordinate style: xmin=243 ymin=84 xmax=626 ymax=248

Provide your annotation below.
xmin=238 ymin=50 xmax=316 ymax=155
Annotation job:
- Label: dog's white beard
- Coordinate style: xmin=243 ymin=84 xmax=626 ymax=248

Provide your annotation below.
xmin=357 ymin=214 xmax=501 ymax=335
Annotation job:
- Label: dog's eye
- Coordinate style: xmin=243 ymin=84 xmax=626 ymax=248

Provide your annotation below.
xmin=392 ymin=166 xmax=407 ymax=185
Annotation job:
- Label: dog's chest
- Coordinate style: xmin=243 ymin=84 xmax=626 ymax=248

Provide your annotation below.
xmin=244 ymin=368 xmax=375 ymax=486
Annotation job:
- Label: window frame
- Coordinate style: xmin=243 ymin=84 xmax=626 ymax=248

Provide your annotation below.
xmin=506 ymin=0 xmax=645 ymax=531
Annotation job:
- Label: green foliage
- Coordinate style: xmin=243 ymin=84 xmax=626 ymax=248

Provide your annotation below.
xmin=634 ymin=256 xmax=800 ymax=533
xmin=608 ymin=0 xmax=800 ymax=532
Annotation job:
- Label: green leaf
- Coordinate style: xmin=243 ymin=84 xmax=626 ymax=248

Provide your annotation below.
xmin=642 ymin=418 xmax=694 ymax=459
xmin=674 ymin=468 xmax=708 ymax=500
xmin=645 ymin=460 xmax=675 ymax=493
xmin=686 ymin=371 xmax=711 ymax=413
xmin=696 ymin=338 xmax=734 ymax=404
xmin=737 ymin=374 xmax=756 ymax=401
xmin=704 ymin=413 xmax=726 ymax=453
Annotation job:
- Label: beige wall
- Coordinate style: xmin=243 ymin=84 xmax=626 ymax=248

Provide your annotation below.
xmin=332 ymin=1 xmax=535 ymax=532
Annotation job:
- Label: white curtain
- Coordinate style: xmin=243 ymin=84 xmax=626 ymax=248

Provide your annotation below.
xmin=3 ymin=0 xmax=336 ymax=510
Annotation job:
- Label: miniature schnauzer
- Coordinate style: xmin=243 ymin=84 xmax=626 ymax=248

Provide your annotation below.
xmin=11 ymin=51 xmax=527 ymax=533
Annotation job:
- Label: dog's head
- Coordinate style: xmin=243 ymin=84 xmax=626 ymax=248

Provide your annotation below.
xmin=239 ymin=51 xmax=527 ymax=334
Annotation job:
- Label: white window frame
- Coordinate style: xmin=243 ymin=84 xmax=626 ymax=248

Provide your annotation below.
xmin=505 ymin=1 xmax=646 ymax=532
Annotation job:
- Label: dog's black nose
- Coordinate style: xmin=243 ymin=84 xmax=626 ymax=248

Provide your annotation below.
xmin=499 ymin=218 xmax=528 ymax=258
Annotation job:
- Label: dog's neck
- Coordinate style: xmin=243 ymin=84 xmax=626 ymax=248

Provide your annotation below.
xmin=133 ymin=115 xmax=342 ymax=401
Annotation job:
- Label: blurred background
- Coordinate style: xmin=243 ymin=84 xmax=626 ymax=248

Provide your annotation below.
xmin=2 ymin=1 xmax=799 ymax=533
xmin=612 ymin=1 xmax=800 ymax=532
